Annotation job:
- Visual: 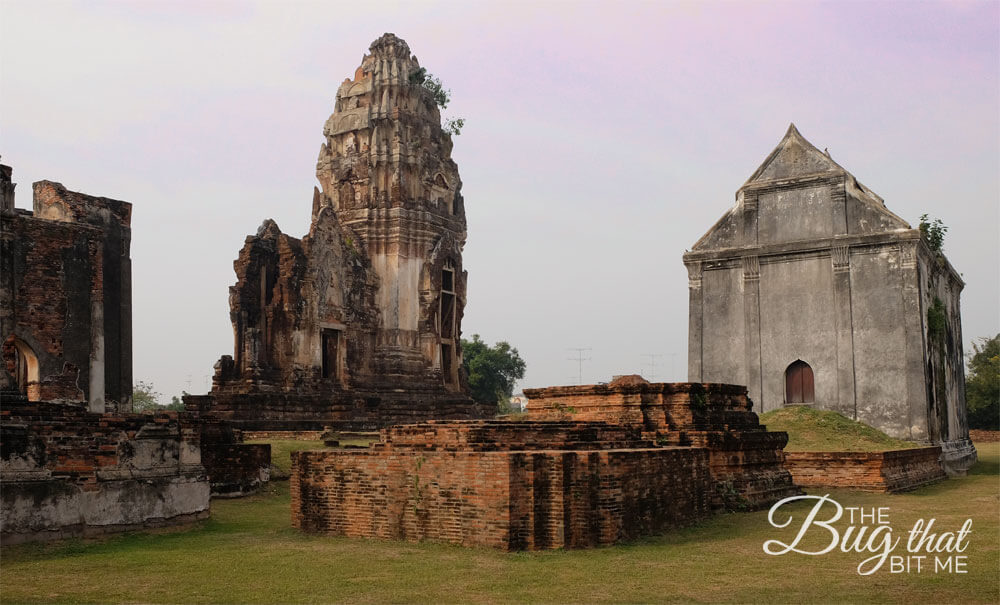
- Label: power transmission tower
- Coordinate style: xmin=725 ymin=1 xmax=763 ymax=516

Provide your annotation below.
xmin=641 ymin=353 xmax=664 ymax=381
xmin=567 ymin=348 xmax=591 ymax=384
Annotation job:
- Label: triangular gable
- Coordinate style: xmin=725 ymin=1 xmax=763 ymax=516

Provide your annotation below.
xmin=742 ymin=123 xmax=845 ymax=186
xmin=690 ymin=124 xmax=911 ymax=252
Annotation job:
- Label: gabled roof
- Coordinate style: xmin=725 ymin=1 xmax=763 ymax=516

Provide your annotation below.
xmin=687 ymin=124 xmax=912 ymax=253
xmin=741 ymin=123 xmax=845 ymax=187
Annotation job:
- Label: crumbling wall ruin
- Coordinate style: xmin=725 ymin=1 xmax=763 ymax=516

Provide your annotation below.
xmin=1 ymin=163 xmax=132 ymax=413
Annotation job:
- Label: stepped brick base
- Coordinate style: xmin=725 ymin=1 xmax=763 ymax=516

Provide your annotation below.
xmin=783 ymin=447 xmax=947 ymax=492
xmin=292 ymin=421 xmax=713 ymax=550
xmin=524 ymin=380 xmax=802 ymax=510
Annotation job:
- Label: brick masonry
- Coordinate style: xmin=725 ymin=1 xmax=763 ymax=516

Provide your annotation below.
xmin=197 ymin=418 xmax=272 ymax=497
xmin=969 ymin=429 xmax=999 ymax=443
xmin=242 ymin=430 xmax=325 ymax=441
xmin=201 ymin=442 xmax=271 ymax=497
xmin=0 ymin=400 xmax=210 ymax=544
xmin=291 ymin=420 xmax=713 ymax=550
xmin=783 ymin=447 xmax=947 ymax=493
xmin=1 ymin=166 xmax=133 ymax=413
xmin=524 ymin=379 xmax=802 ymax=510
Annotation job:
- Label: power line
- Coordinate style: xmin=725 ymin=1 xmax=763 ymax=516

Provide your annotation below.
xmin=567 ymin=348 xmax=591 ymax=384
xmin=641 ymin=353 xmax=664 ymax=381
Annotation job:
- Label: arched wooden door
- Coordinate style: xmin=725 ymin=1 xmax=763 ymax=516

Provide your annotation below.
xmin=785 ymin=360 xmax=814 ymax=404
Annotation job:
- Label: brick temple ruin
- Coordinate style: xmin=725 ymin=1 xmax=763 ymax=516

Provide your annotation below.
xmin=1 ymin=164 xmax=132 ymax=412
xmin=1 ymin=163 xmax=269 ymax=542
xmin=291 ymin=376 xmax=802 ymax=550
xmin=0 ymin=163 xmax=213 ymax=542
xmin=188 ymin=33 xmax=485 ymax=430
xmin=684 ymin=124 xmax=976 ymax=474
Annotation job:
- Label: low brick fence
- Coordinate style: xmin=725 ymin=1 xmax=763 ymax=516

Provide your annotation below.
xmin=783 ymin=447 xmax=946 ymax=493
xmin=969 ymin=430 xmax=1000 ymax=443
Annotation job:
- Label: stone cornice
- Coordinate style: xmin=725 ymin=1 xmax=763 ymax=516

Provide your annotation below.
xmin=683 ymin=228 xmax=964 ymax=288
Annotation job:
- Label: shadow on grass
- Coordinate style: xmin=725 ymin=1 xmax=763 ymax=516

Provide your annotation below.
xmin=967 ymin=454 xmax=999 ymax=476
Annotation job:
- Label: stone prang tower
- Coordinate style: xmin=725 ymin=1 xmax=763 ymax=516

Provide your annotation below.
xmin=315 ymin=33 xmax=467 ymax=385
xmin=195 ymin=34 xmax=481 ymax=429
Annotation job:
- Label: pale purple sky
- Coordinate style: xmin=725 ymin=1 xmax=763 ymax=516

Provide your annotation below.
xmin=2 ymin=0 xmax=997 ymax=399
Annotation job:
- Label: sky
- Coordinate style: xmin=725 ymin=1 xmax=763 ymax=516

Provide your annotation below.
xmin=1 ymin=0 xmax=997 ymax=400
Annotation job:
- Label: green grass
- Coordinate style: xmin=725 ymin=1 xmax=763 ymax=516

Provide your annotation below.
xmin=247 ymin=438 xmax=376 ymax=475
xmin=1 ymin=442 xmax=997 ymax=604
xmin=760 ymin=405 xmax=919 ymax=451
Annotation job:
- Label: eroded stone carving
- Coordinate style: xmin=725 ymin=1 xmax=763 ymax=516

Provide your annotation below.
xmin=196 ymin=34 xmax=483 ymax=429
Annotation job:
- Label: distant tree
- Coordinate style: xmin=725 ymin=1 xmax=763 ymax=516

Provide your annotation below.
xmin=165 ymin=395 xmax=185 ymax=412
xmin=461 ymin=334 xmax=526 ymax=409
xmin=966 ymin=334 xmax=999 ymax=430
xmin=919 ymin=214 xmax=947 ymax=253
xmin=132 ymin=380 xmax=162 ymax=412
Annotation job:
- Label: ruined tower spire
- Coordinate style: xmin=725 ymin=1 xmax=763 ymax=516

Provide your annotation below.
xmin=315 ymin=33 xmax=467 ymax=384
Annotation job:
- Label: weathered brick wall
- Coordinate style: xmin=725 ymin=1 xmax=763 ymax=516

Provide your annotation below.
xmin=783 ymin=447 xmax=946 ymax=493
xmin=242 ymin=430 xmax=325 ymax=441
xmin=969 ymin=429 xmax=999 ymax=442
xmin=524 ymin=381 xmax=801 ymax=510
xmin=291 ymin=420 xmax=712 ymax=550
xmin=1 ymin=171 xmax=133 ymax=412
xmin=185 ymin=388 xmax=489 ymax=431
xmin=195 ymin=417 xmax=272 ymax=497
xmin=0 ymin=401 xmax=209 ymax=543
xmin=1 ymin=215 xmax=101 ymax=403
xmin=201 ymin=443 xmax=270 ymax=497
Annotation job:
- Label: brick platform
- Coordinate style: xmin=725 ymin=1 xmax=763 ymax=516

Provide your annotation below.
xmin=292 ymin=421 xmax=713 ymax=550
xmin=524 ymin=380 xmax=802 ymax=510
xmin=783 ymin=447 xmax=947 ymax=492
xmin=1 ymin=400 xmax=210 ymax=543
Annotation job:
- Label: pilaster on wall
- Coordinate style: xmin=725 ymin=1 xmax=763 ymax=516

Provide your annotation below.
xmin=831 ymin=179 xmax=848 ymax=235
xmin=831 ymin=245 xmax=857 ymax=419
xmin=900 ymin=242 xmax=927 ymax=441
xmin=740 ymin=194 xmax=759 ymax=246
xmin=686 ymin=262 xmax=703 ymax=382
xmin=741 ymin=255 xmax=762 ymax=408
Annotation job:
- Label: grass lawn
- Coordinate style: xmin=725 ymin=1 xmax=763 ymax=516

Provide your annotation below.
xmin=760 ymin=406 xmax=919 ymax=451
xmin=1 ymin=442 xmax=996 ymax=604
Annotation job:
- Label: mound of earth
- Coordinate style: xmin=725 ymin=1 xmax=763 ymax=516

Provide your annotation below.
xmin=759 ymin=406 xmax=918 ymax=452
